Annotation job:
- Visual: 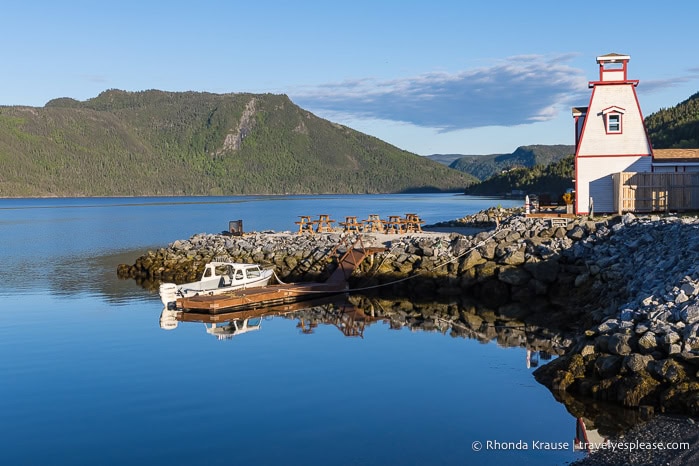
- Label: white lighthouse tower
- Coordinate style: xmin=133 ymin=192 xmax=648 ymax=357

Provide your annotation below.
xmin=573 ymin=53 xmax=652 ymax=214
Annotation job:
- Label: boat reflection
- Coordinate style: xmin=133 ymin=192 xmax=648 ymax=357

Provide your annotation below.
xmin=159 ymin=297 xmax=379 ymax=340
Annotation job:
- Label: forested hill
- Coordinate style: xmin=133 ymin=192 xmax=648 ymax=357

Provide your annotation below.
xmin=0 ymin=90 xmax=476 ymax=197
xmin=464 ymin=155 xmax=574 ymax=197
xmin=645 ymin=91 xmax=699 ymax=148
xmin=448 ymin=144 xmax=574 ymax=181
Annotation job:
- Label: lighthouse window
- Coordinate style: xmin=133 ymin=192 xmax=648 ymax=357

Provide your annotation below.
xmin=606 ymin=113 xmax=621 ymax=133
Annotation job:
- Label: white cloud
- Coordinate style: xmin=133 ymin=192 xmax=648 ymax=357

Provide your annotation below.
xmin=291 ymin=54 xmax=589 ymax=131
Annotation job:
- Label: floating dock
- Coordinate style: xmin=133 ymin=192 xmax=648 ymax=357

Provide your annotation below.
xmin=175 ymin=241 xmax=385 ymax=313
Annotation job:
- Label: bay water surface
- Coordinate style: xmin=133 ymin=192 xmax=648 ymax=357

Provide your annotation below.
xmin=0 ymin=194 xmax=588 ymax=465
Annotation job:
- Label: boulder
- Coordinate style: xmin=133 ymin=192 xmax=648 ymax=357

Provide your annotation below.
xmin=566 ymin=226 xmax=585 ymax=241
xmin=459 ymin=250 xmax=485 ymax=272
xmin=681 ymin=282 xmax=699 ymax=297
xmin=608 ymin=333 xmax=634 ymax=356
xmin=475 ymin=261 xmax=498 ymax=280
xmin=524 ymin=259 xmax=560 ymax=284
xmin=623 ymin=353 xmax=654 ymax=372
xmin=502 ymin=248 xmax=526 ymax=266
xmin=682 ymin=305 xmax=699 ymax=325
xmin=649 ymin=359 xmax=687 ymax=383
xmin=595 ymin=354 xmax=623 ymax=379
xmin=498 ymin=266 xmax=531 ymax=286
xmin=478 ymin=241 xmax=497 ymax=260
xmin=637 ymin=331 xmax=659 ymax=354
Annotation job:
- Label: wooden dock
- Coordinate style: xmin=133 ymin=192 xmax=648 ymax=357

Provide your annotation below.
xmin=176 ymin=242 xmax=385 ymax=313
xmin=525 ymin=213 xmax=576 ymax=219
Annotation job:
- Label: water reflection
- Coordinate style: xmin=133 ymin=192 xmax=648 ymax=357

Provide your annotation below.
xmin=159 ymin=295 xmax=572 ymax=359
xmin=574 ymin=417 xmax=610 ymax=452
xmin=157 ymin=293 xmax=656 ymax=448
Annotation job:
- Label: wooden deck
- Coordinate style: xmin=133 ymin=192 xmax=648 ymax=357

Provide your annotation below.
xmin=525 ymin=213 xmax=576 ymax=218
xmin=176 ymin=244 xmax=386 ymax=313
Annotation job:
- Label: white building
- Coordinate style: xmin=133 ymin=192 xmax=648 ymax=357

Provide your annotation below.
xmin=572 ymin=53 xmax=652 ymax=214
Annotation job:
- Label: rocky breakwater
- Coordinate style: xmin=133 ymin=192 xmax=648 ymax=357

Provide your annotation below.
xmin=118 ymin=209 xmax=608 ymax=325
xmin=534 ymin=213 xmax=699 ymax=415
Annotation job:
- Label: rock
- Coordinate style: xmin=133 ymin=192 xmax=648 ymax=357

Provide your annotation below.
xmin=595 ymin=354 xmax=623 ymax=378
xmin=681 ymin=282 xmax=699 ymax=297
xmin=649 ymin=359 xmax=687 ymax=383
xmin=596 ymin=319 xmax=620 ymax=334
xmin=676 ymin=291 xmax=689 ymax=304
xmin=637 ymin=331 xmax=658 ymax=354
xmin=608 ymin=333 xmax=634 ymax=355
xmin=478 ymin=241 xmax=497 ymax=260
xmin=498 ymin=266 xmax=531 ymax=286
xmin=528 ymin=278 xmax=548 ymax=296
xmin=459 ymin=250 xmax=485 ymax=272
xmin=618 ymin=373 xmax=661 ymax=407
xmin=622 ymin=212 xmax=636 ymax=225
xmin=663 ymin=331 xmax=681 ymax=345
xmin=502 ymin=248 xmax=526 ymax=266
xmin=624 ymin=353 xmax=653 ymax=372
xmin=574 ymin=273 xmax=590 ymax=287
xmin=461 ymin=312 xmax=483 ymax=330
xmin=566 ymin=226 xmax=585 ymax=241
xmin=524 ymin=259 xmax=560 ymax=284
xmin=682 ymin=305 xmax=699 ymax=325
xmin=580 ymin=343 xmax=596 ymax=357
xmin=475 ymin=261 xmax=498 ymax=280
xmin=451 ymin=237 xmax=471 ymax=256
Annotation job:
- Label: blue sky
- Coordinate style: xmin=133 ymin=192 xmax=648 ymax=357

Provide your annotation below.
xmin=3 ymin=1 xmax=699 ymax=155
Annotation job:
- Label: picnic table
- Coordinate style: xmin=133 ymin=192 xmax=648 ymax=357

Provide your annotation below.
xmin=403 ymin=213 xmax=424 ymax=232
xmin=384 ymin=215 xmax=406 ymax=234
xmin=363 ymin=214 xmax=385 ymax=233
xmin=295 ymin=215 xmax=317 ymax=235
xmin=315 ymin=214 xmax=336 ymax=233
xmin=339 ymin=216 xmax=363 ymax=233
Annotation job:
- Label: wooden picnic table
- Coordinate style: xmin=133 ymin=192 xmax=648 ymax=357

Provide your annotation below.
xmin=384 ymin=215 xmax=406 ymax=234
xmin=363 ymin=214 xmax=385 ymax=233
xmin=403 ymin=213 xmax=424 ymax=233
xmin=315 ymin=214 xmax=336 ymax=233
xmin=295 ymin=215 xmax=317 ymax=235
xmin=339 ymin=216 xmax=363 ymax=233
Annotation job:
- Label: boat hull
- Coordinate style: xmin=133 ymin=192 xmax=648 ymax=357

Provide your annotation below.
xmin=160 ymin=269 xmax=274 ymax=307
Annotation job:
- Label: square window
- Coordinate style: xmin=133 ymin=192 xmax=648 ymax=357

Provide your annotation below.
xmin=607 ymin=113 xmax=621 ymax=133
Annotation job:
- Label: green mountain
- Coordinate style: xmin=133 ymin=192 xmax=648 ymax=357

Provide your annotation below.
xmin=0 ymin=90 xmax=476 ymax=197
xmin=464 ymin=156 xmax=574 ymax=199
xmin=645 ymin=91 xmax=699 ymax=148
xmin=449 ymin=144 xmax=574 ymax=181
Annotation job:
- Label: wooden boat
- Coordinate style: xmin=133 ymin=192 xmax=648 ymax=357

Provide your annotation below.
xmin=159 ymin=261 xmax=274 ymax=308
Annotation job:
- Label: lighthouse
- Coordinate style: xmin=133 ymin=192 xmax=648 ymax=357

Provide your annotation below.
xmin=572 ymin=53 xmax=652 ymax=214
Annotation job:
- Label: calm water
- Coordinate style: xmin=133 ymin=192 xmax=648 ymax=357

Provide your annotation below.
xmin=0 ymin=194 xmax=586 ymax=465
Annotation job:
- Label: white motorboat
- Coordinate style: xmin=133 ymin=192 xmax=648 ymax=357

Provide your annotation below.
xmin=159 ymin=262 xmax=274 ymax=308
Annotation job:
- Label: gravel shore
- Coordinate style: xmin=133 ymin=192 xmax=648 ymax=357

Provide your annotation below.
xmin=572 ymin=415 xmax=699 ymax=466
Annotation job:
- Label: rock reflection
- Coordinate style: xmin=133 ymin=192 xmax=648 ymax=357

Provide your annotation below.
xmin=159 ymin=294 xmax=573 ymax=358
xmin=159 ymin=294 xmax=649 ymax=436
